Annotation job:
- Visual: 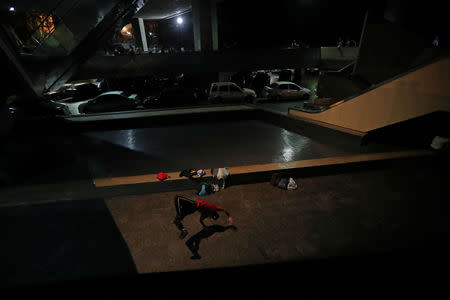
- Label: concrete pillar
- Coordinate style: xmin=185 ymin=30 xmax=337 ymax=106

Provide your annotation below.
xmin=138 ymin=18 xmax=148 ymax=52
xmin=211 ymin=0 xmax=218 ymax=51
xmin=192 ymin=0 xmax=218 ymax=52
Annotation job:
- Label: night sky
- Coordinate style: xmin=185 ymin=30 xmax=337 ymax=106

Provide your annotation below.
xmin=217 ymin=0 xmax=373 ymax=49
xmin=216 ymin=0 xmax=449 ymax=49
xmin=155 ymin=0 xmax=449 ymax=50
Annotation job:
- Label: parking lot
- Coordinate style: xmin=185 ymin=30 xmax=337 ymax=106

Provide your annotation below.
xmin=32 ymin=69 xmax=319 ymax=117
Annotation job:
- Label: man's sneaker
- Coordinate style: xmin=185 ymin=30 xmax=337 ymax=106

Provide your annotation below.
xmin=190 ymin=253 xmax=201 ymax=260
xmin=179 ymin=229 xmax=188 ymax=239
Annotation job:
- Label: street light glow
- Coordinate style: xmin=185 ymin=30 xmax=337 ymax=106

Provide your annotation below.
xmin=177 ymin=17 xmax=183 ymax=25
xmin=9 ymin=6 xmax=15 ymax=12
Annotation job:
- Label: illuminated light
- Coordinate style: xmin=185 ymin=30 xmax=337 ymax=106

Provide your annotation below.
xmin=177 ymin=17 xmax=183 ymax=24
xmin=32 ymin=14 xmax=56 ymax=37
xmin=120 ymin=23 xmax=133 ymax=37
xmin=9 ymin=6 xmax=15 ymax=12
xmin=149 ymin=32 xmax=153 ymax=36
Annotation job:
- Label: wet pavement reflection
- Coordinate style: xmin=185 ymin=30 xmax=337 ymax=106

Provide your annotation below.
xmin=82 ymin=120 xmax=361 ymax=178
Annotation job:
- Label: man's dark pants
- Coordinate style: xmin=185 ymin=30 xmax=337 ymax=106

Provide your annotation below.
xmin=173 ymin=196 xmax=197 ymax=231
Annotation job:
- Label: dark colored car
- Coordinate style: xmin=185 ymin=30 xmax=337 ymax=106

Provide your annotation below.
xmin=78 ymin=91 xmax=139 ymax=114
xmin=72 ymin=83 xmax=101 ymax=101
xmin=6 ymin=95 xmax=68 ymax=117
xmin=305 ymin=67 xmax=320 ymax=75
xmin=1 ymin=95 xmax=68 ymax=136
xmin=143 ymin=87 xmax=204 ymax=108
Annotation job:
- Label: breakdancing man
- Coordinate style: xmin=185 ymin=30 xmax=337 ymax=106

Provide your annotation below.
xmin=173 ymin=195 xmax=233 ymax=239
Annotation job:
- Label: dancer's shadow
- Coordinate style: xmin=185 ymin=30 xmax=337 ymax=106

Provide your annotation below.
xmin=186 ymin=224 xmax=238 ymax=259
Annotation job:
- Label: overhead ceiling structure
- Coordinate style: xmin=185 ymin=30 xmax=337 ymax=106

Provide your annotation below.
xmin=133 ymin=0 xmax=191 ymax=20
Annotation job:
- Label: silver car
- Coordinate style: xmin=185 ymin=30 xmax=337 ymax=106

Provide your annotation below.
xmin=263 ymin=81 xmax=311 ymax=100
xmin=78 ymin=91 xmax=139 ymax=114
xmin=209 ymin=82 xmax=256 ymax=103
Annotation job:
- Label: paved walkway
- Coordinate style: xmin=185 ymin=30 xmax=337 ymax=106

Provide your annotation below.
xmin=2 ymin=155 xmax=449 ymax=295
xmin=2 ymin=100 xmax=446 ymax=295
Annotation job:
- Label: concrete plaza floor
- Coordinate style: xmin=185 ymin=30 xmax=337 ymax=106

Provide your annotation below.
xmin=1 ymin=99 xmax=447 ymax=295
xmin=2 ymin=155 xmax=449 ymax=295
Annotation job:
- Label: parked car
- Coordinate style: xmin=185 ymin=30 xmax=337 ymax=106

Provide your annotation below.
xmin=78 ymin=91 xmax=139 ymax=114
xmin=46 ymin=81 xmax=103 ymax=103
xmin=250 ymin=72 xmax=271 ymax=97
xmin=208 ymin=82 xmax=256 ymax=103
xmin=262 ymin=81 xmax=311 ymax=100
xmin=1 ymin=94 xmax=70 ymax=136
xmin=71 ymin=83 xmax=101 ymax=101
xmin=6 ymin=94 xmax=69 ymax=117
xmin=305 ymin=67 xmax=320 ymax=75
xmin=143 ymin=87 xmax=205 ymax=108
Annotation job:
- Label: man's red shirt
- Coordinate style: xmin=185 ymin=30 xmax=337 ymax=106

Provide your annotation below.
xmin=196 ymin=200 xmax=223 ymax=217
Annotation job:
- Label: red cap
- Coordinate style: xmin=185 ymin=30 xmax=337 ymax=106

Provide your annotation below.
xmin=157 ymin=172 xmax=170 ymax=181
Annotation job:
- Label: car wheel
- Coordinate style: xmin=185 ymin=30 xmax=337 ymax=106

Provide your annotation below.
xmin=302 ymin=93 xmax=310 ymax=100
xmin=245 ymin=96 xmax=254 ymax=103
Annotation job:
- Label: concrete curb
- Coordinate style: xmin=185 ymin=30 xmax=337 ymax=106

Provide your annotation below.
xmin=0 ymin=150 xmax=435 ymax=208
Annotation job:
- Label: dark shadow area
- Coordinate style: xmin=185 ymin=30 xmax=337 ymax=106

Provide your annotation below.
xmin=0 ymin=199 xmax=138 ymax=289
xmin=0 ymin=133 xmax=92 ymax=186
xmin=14 ymin=108 xmax=257 ymax=133
xmin=261 ymin=109 xmax=412 ymax=154
xmin=7 ymin=249 xmax=449 ymax=296
xmin=363 ymin=111 xmax=450 ymax=148
xmin=185 ymin=225 xmax=238 ymax=259
xmin=225 ymin=154 xmax=446 ymax=186
xmin=256 ymin=98 xmax=310 ymax=104
xmin=76 ymin=133 xmax=173 ymax=179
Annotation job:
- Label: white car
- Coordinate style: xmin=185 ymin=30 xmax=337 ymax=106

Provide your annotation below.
xmin=208 ymin=82 xmax=256 ymax=103
xmin=74 ymin=91 xmax=138 ymax=114
xmin=263 ymin=81 xmax=311 ymax=100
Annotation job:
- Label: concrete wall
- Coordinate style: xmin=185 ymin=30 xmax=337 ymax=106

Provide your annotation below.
xmin=320 ymin=47 xmax=358 ymax=70
xmin=74 ymin=48 xmax=320 ymax=79
xmin=289 ymin=57 xmax=450 ymax=134
xmin=316 ymin=72 xmax=367 ymax=100
xmin=353 ymin=22 xmax=426 ymax=85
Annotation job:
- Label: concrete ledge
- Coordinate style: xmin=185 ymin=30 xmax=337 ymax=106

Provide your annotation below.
xmin=288 ymin=108 xmax=367 ymax=136
xmin=0 ymin=150 xmax=436 ymax=207
xmin=62 ymin=105 xmax=255 ymax=122
xmin=93 ymin=150 xmax=433 ymax=187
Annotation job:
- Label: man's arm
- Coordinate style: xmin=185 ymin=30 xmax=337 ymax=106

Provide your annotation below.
xmin=200 ymin=214 xmax=207 ymax=227
xmin=217 ymin=208 xmax=229 ymax=216
xmin=218 ymin=209 xmax=232 ymax=224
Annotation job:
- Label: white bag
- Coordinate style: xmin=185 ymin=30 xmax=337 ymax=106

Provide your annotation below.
xmin=216 ymin=167 xmax=230 ymax=180
xmin=214 ymin=167 xmax=230 ymax=189
xmin=287 ymin=178 xmax=298 ymax=190
xmin=430 ymin=136 xmax=449 ymax=150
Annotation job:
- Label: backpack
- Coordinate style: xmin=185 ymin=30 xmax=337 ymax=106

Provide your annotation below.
xmin=270 ymin=173 xmax=283 ymax=186
xmin=179 ymin=169 xmax=196 ymax=179
xmin=277 ymin=177 xmax=289 ymax=190
xmin=197 ymin=182 xmax=215 ymax=196
xmin=271 ymin=173 xmax=297 ymax=190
